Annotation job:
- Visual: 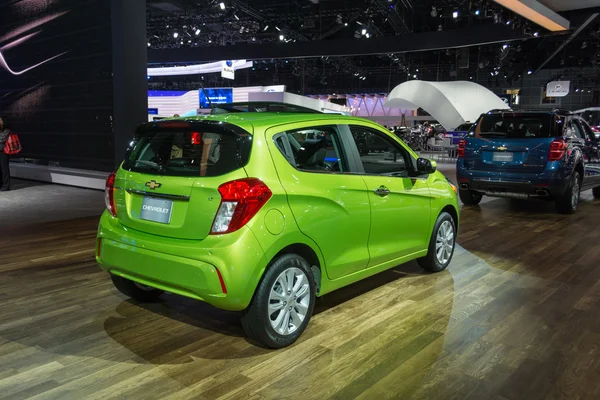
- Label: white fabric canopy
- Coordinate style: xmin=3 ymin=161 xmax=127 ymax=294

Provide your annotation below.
xmin=384 ymin=80 xmax=510 ymax=130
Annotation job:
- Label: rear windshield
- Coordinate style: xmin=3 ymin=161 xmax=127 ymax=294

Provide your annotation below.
xmin=475 ymin=114 xmax=561 ymax=139
xmin=122 ymin=123 xmax=252 ymax=177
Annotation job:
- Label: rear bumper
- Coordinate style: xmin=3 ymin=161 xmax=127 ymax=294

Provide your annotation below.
xmin=456 ymin=164 xmax=569 ymax=198
xmin=96 ymin=212 xmax=268 ymax=311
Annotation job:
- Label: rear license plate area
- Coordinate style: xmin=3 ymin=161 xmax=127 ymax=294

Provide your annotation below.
xmin=492 ymin=152 xmax=513 ymax=162
xmin=140 ymin=197 xmax=173 ymax=224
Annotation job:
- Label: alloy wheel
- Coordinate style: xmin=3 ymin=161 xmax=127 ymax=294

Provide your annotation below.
xmin=268 ymin=267 xmax=310 ymax=335
xmin=435 ymin=220 xmax=454 ymax=265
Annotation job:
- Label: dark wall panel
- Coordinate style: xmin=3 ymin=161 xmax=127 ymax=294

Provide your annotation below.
xmin=0 ymin=0 xmax=114 ymax=171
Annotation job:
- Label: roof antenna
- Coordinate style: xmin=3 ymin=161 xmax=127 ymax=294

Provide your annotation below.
xmin=199 ymin=80 xmax=213 ymax=109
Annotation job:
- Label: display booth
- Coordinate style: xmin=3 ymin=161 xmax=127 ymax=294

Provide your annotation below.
xmin=384 ymin=80 xmax=511 ymax=130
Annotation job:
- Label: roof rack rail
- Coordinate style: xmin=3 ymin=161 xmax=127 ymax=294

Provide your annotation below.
xmin=552 ymin=108 xmax=572 ymax=115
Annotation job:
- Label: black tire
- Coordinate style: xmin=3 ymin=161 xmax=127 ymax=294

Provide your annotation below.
xmin=418 ymin=212 xmax=456 ymax=273
xmin=111 ymin=274 xmax=164 ymax=302
xmin=241 ymin=254 xmax=316 ymax=349
xmin=593 ymin=186 xmax=600 ymax=199
xmin=459 ymin=188 xmax=483 ymax=206
xmin=555 ymin=171 xmax=581 ymax=214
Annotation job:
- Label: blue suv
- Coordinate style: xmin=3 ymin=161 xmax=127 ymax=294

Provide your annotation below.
xmin=456 ymin=110 xmax=600 ymax=214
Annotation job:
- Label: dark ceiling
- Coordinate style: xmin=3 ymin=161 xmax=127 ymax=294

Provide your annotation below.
xmin=146 ymin=0 xmax=600 ymax=94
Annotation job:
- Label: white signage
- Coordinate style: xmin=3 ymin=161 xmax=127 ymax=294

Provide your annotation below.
xmin=261 ymin=85 xmax=286 ymax=92
xmin=546 ymin=80 xmax=570 ymax=97
xmin=221 ymin=60 xmax=235 ymax=80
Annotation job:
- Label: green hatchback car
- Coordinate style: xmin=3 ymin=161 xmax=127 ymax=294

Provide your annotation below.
xmin=97 ymin=107 xmax=459 ymax=348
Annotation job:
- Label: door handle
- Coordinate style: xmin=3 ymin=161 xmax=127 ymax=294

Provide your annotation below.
xmin=374 ymin=185 xmax=390 ymax=196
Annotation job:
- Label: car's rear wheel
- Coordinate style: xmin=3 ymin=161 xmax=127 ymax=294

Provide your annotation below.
xmin=111 ymin=275 xmax=164 ymax=302
xmin=418 ymin=212 xmax=456 ymax=273
xmin=458 ymin=187 xmax=483 ymax=206
xmin=556 ymin=171 xmax=581 ymax=214
xmin=242 ymin=254 xmax=316 ymax=349
xmin=593 ymin=186 xmax=600 ymax=199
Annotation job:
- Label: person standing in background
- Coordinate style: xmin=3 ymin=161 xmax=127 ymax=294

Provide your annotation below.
xmin=0 ymin=117 xmax=11 ymax=191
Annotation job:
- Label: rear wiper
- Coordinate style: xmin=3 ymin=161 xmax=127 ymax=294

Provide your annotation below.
xmin=135 ymin=160 xmax=162 ymax=171
xmin=479 ymin=132 xmax=507 ymax=138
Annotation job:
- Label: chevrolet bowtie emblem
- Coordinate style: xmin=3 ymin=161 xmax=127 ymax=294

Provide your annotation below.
xmin=145 ymin=180 xmax=162 ymax=190
xmin=497 ymin=146 xmax=507 ymax=151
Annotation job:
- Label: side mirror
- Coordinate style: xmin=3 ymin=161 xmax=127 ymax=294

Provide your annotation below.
xmin=417 ymin=158 xmax=436 ymax=175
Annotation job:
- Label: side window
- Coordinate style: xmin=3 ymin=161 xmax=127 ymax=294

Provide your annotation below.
xmin=578 ymin=119 xmax=595 ymax=141
xmin=349 ymin=125 xmax=412 ymax=177
xmin=568 ymin=120 xmax=584 ymax=139
xmin=274 ymin=125 xmax=347 ymax=173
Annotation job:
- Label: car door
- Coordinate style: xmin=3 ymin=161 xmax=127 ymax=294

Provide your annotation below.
xmin=575 ymin=118 xmax=600 ymax=189
xmin=267 ymin=122 xmax=371 ymax=280
xmin=343 ymin=124 xmax=432 ymax=268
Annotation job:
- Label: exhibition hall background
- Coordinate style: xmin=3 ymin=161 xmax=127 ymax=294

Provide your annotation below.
xmin=0 ymin=0 xmax=597 ymax=174
xmin=0 ymin=0 xmax=147 ymax=172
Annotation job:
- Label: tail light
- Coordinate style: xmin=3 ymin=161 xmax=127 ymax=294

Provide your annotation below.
xmin=210 ymin=178 xmax=272 ymax=234
xmin=457 ymin=139 xmax=466 ymax=158
xmin=105 ymin=171 xmax=117 ymax=217
xmin=548 ymin=139 xmax=567 ymax=161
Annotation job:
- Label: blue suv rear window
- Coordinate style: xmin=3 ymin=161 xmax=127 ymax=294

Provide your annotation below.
xmin=476 ymin=114 xmax=561 ymax=139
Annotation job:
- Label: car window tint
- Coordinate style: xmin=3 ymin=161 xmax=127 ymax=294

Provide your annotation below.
xmin=569 ymin=121 xmax=584 ymax=139
xmin=124 ymin=128 xmax=250 ymax=177
xmin=578 ymin=119 xmax=595 ymax=141
xmin=349 ymin=125 xmax=411 ymax=177
xmin=276 ymin=126 xmax=346 ymax=173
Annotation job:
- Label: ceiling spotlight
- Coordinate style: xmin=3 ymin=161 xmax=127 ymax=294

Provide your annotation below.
xmin=413 ymin=74 xmax=417 ymax=78
xmin=527 ymin=70 xmax=533 ymax=75
xmin=503 ymin=44 xmax=508 ymax=50
xmin=173 ymin=32 xmax=178 ymax=38
xmin=219 ymin=2 xmax=225 ymax=10
xmin=251 ymin=37 xmax=256 ymax=41
xmin=416 ymin=69 xmax=419 ymax=72
xmin=533 ymin=31 xmax=539 ymax=37
xmin=279 ymin=34 xmax=284 ymax=41
xmin=469 ymin=76 xmax=473 ymax=80
xmin=234 ymin=14 xmax=239 ymax=20
xmin=344 ymin=22 xmax=348 ymax=26
xmin=475 ymin=10 xmax=480 ymax=16
xmin=195 ymin=29 xmax=201 ymax=35
xmin=490 ymin=72 xmax=494 ymax=76
xmin=361 ymin=28 xmax=367 ymax=35
xmin=147 ymin=42 xmax=151 ymax=47
xmin=576 ymin=88 xmax=580 ymax=92
xmin=275 ymin=26 xmax=281 ymax=31
xmin=365 ymin=33 xmax=370 ymax=38
xmin=506 ymin=19 xmax=511 ymax=25
xmin=263 ymin=25 xmax=269 ymax=31
xmin=452 ymin=11 xmax=459 ymax=19
xmin=208 ymin=39 xmax=212 ymax=43
xmin=431 ymin=6 xmax=437 ymax=17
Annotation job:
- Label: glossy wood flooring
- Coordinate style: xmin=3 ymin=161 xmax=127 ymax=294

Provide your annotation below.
xmin=2 ymin=192 xmax=600 ymax=400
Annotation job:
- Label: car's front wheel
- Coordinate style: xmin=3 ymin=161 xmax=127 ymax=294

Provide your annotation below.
xmin=242 ymin=254 xmax=316 ymax=348
xmin=418 ymin=212 xmax=456 ymax=272
xmin=111 ymin=275 xmax=164 ymax=302
xmin=556 ymin=171 xmax=581 ymax=214
xmin=593 ymin=186 xmax=600 ymax=199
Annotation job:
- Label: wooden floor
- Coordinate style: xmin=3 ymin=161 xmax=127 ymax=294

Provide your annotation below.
xmin=2 ymin=192 xmax=600 ymax=400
